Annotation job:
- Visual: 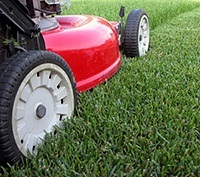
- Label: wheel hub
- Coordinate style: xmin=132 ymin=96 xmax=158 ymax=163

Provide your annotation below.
xmin=12 ymin=62 xmax=75 ymax=157
xmin=36 ymin=104 xmax=46 ymax=119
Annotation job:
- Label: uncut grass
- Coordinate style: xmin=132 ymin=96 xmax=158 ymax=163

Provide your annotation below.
xmin=1 ymin=1 xmax=200 ymax=177
xmin=63 ymin=0 xmax=200 ymax=29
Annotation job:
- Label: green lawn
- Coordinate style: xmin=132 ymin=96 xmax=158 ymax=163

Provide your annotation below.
xmin=1 ymin=0 xmax=200 ymax=176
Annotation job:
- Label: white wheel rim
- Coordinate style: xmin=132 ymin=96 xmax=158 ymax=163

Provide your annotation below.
xmin=138 ymin=15 xmax=150 ymax=56
xmin=12 ymin=63 xmax=75 ymax=157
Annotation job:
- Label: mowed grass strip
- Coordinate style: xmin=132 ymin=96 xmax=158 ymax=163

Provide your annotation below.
xmin=1 ymin=1 xmax=200 ymax=177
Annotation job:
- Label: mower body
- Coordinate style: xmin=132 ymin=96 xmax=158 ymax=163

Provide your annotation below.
xmin=42 ymin=15 xmax=122 ymax=92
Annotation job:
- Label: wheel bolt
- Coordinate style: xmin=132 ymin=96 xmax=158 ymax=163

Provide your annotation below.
xmin=36 ymin=105 xmax=46 ymax=119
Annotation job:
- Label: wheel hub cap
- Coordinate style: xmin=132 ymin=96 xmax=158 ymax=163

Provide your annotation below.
xmin=12 ymin=63 xmax=75 ymax=157
xmin=138 ymin=15 xmax=150 ymax=56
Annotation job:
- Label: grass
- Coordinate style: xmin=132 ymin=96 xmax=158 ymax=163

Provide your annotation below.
xmin=63 ymin=0 xmax=200 ymax=29
xmin=1 ymin=0 xmax=200 ymax=176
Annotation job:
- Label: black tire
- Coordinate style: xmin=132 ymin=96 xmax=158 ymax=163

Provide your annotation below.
xmin=124 ymin=9 xmax=150 ymax=57
xmin=0 ymin=50 xmax=78 ymax=166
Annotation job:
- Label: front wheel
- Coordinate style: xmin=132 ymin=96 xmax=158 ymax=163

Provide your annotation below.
xmin=124 ymin=9 xmax=150 ymax=57
xmin=0 ymin=50 xmax=78 ymax=166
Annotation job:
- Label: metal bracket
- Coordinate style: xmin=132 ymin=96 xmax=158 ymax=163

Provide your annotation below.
xmin=0 ymin=0 xmax=40 ymax=37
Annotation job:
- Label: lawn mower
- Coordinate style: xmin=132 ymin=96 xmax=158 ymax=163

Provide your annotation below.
xmin=0 ymin=0 xmax=150 ymax=166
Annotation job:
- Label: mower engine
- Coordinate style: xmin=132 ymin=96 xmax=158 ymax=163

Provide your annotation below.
xmin=20 ymin=0 xmax=70 ymax=17
xmin=0 ymin=0 xmax=70 ymax=64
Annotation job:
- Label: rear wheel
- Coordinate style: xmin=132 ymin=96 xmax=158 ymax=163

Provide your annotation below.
xmin=124 ymin=9 xmax=150 ymax=57
xmin=0 ymin=50 xmax=77 ymax=166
